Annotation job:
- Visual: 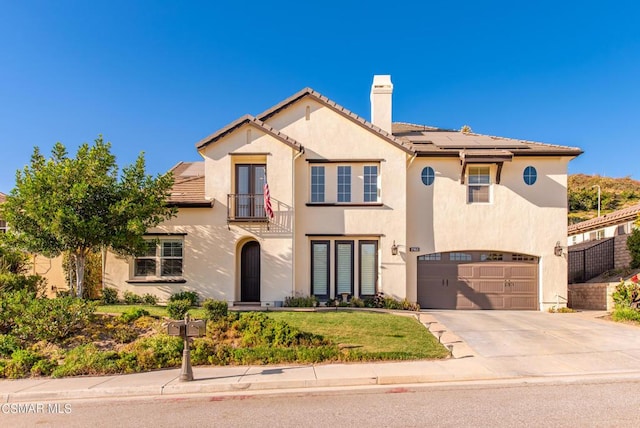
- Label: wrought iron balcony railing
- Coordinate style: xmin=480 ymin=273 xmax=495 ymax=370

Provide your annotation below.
xmin=227 ymin=194 xmax=268 ymax=222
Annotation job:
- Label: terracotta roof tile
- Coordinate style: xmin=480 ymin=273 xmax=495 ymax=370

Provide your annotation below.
xmin=568 ymin=203 xmax=640 ymax=235
xmin=166 ymin=162 xmax=211 ymax=207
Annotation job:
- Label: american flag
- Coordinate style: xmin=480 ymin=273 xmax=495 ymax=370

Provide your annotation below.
xmin=263 ymin=182 xmax=274 ymax=219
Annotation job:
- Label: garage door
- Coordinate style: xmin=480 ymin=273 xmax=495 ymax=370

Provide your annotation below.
xmin=417 ymin=251 xmax=538 ymax=310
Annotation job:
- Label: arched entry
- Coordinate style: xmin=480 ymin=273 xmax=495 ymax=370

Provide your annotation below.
xmin=240 ymin=241 xmax=261 ymax=302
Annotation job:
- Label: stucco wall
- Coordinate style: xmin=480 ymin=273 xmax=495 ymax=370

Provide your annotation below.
xmin=406 ymin=156 xmax=571 ymax=309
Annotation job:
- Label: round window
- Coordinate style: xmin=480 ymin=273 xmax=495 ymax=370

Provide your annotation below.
xmin=421 ymin=167 xmax=435 ymax=186
xmin=523 ymin=166 xmax=537 ymax=185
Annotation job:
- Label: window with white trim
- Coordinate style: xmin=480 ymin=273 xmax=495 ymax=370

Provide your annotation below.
xmin=467 ymin=166 xmax=491 ymax=203
xmin=134 ymin=239 xmax=184 ymax=278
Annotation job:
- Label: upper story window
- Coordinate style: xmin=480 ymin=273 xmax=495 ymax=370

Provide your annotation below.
xmin=363 ymin=165 xmax=378 ymax=202
xmin=134 ymin=239 xmax=184 ymax=278
xmin=421 ymin=167 xmax=435 ymax=186
xmin=0 ymin=219 xmax=7 ymax=233
xmin=337 ymin=166 xmax=352 ymax=203
xmin=468 ymin=166 xmax=491 ymax=203
xmin=311 ymin=166 xmax=325 ymax=203
xmin=523 ymin=166 xmax=537 ymax=185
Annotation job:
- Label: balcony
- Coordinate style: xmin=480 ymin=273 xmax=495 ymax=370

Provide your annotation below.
xmin=227 ymin=194 xmax=268 ymax=223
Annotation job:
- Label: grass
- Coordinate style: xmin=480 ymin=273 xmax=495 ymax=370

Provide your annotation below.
xmin=266 ymin=311 xmax=449 ymax=359
xmin=611 ymin=306 xmax=640 ymax=324
xmin=97 ymin=304 xmax=205 ymax=319
xmin=96 ymin=305 xmax=449 ymax=360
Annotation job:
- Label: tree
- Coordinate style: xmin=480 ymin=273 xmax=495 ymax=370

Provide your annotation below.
xmin=0 ymin=136 xmax=176 ymax=298
xmin=627 ymin=216 xmax=640 ymax=269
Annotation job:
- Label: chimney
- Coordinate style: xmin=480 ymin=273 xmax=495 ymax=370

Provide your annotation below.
xmin=370 ymin=75 xmax=393 ymax=133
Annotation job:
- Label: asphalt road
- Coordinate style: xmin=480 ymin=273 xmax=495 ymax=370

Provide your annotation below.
xmin=5 ymin=378 xmax=640 ymax=428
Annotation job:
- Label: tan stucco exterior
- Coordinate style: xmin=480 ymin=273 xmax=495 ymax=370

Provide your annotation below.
xmin=99 ymin=79 xmax=579 ymax=310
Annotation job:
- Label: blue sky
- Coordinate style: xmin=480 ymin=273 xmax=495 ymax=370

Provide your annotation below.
xmin=1 ymin=0 xmax=639 ymax=193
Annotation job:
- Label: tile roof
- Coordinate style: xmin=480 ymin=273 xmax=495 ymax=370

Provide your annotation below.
xmin=195 ymin=115 xmax=303 ymax=152
xmin=167 ymin=162 xmax=211 ymax=208
xmin=568 ymin=203 xmax=640 ymax=235
xmin=392 ymin=123 xmax=583 ymax=157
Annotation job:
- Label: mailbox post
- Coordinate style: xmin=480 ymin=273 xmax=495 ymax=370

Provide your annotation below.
xmin=167 ymin=313 xmax=206 ymax=382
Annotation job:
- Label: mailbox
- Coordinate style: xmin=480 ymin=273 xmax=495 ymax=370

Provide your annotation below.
xmin=167 ymin=321 xmax=185 ymax=336
xmin=187 ymin=320 xmax=206 ymax=337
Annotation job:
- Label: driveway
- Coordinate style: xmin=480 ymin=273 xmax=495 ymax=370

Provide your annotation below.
xmin=429 ymin=311 xmax=640 ymax=377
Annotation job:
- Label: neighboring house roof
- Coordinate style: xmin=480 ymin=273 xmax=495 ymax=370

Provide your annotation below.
xmin=167 ymin=161 xmax=211 ymax=208
xmin=568 ymin=203 xmax=640 ymax=235
xmin=196 ymin=115 xmax=304 ymax=152
xmin=392 ymin=122 xmax=583 ymax=157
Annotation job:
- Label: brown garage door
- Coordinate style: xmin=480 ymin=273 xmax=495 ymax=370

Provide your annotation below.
xmin=417 ymin=251 xmax=538 ymax=310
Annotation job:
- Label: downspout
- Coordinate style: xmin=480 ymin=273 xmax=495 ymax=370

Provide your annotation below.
xmin=291 ymin=146 xmax=305 ymax=298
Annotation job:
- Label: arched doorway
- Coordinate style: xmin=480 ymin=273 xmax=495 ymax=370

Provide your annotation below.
xmin=240 ymin=241 xmax=261 ymax=302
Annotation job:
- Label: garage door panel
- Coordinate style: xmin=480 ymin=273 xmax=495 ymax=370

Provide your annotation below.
xmin=417 ymin=252 xmax=538 ymax=310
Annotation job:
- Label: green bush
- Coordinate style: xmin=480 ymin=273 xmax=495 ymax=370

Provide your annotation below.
xmin=627 ymin=227 xmax=640 ymax=269
xmin=3 ymin=349 xmax=46 ymax=379
xmin=10 ymin=296 xmax=96 ymax=343
xmin=51 ymin=344 xmax=120 ymax=378
xmin=169 ymin=291 xmax=199 ymax=306
xmin=142 ymin=293 xmax=158 ymax=305
xmin=202 ymin=299 xmax=228 ymax=321
xmin=123 ymin=291 xmax=144 ymax=305
xmin=0 ymin=272 xmax=46 ymax=295
xmin=120 ymin=307 xmax=150 ymax=323
xmin=284 ymin=295 xmax=318 ymax=307
xmin=101 ymin=287 xmax=119 ymax=304
xmin=167 ymin=299 xmax=191 ymax=319
xmin=612 ymin=306 xmax=640 ymax=323
xmin=612 ymin=280 xmax=640 ymax=308
xmin=0 ymin=334 xmax=20 ymax=358
xmin=126 ymin=335 xmax=183 ymax=370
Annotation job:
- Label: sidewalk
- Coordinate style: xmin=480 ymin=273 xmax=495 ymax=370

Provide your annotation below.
xmin=2 ymin=311 xmax=639 ymax=403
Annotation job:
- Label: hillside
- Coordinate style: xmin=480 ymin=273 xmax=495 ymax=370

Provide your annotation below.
xmin=568 ymin=174 xmax=640 ymax=224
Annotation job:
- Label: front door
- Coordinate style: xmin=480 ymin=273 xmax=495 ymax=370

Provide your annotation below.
xmin=241 ymin=241 xmax=261 ymax=302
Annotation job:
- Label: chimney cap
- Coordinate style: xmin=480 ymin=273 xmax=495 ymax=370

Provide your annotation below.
xmin=372 ymin=75 xmax=393 ymax=92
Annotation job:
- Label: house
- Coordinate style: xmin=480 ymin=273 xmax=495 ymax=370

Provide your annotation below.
xmin=103 ymin=76 xmax=582 ymax=310
xmin=566 ymin=203 xmax=640 ymax=281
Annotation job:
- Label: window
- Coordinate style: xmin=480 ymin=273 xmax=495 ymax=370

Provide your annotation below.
xmin=311 ymin=166 xmax=325 ymax=203
xmin=0 ymin=219 xmax=7 ymax=233
xmin=512 ymin=253 xmax=536 ymax=262
xmin=523 ymin=166 xmax=537 ymax=185
xmin=235 ymin=164 xmax=266 ymax=218
xmin=359 ymin=241 xmax=378 ymax=296
xmin=134 ymin=239 xmax=183 ymax=278
xmin=311 ymin=241 xmax=330 ymax=298
xmin=481 ymin=252 xmax=503 ymax=261
xmin=468 ymin=166 xmax=491 ymax=203
xmin=418 ymin=253 xmax=441 ymax=261
xmin=335 ymin=241 xmax=354 ymax=295
xmin=421 ymin=167 xmax=435 ymax=186
xmin=337 ymin=166 xmax=351 ymax=202
xmin=449 ymin=252 xmax=472 ymax=261
xmin=363 ymin=165 xmax=378 ymax=202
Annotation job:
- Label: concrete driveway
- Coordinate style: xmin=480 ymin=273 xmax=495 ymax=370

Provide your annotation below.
xmin=429 ymin=311 xmax=640 ymax=377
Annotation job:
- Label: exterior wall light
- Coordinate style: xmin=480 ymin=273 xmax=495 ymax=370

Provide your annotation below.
xmin=391 ymin=240 xmax=399 ymax=256
xmin=554 ymin=241 xmax=564 ymax=257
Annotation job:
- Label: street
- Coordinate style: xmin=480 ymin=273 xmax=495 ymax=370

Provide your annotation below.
xmin=6 ymin=378 xmax=640 ymax=427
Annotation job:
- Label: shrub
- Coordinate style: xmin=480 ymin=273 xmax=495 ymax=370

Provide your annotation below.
xmin=169 ymin=291 xmax=199 ymax=306
xmin=3 ymin=349 xmax=45 ymax=379
xmin=612 ymin=279 xmax=640 ymax=308
xmin=0 ymin=272 xmax=46 ymax=295
xmin=120 ymin=307 xmax=150 ymax=323
xmin=167 ymin=299 xmax=191 ymax=320
xmin=349 ymin=297 xmax=365 ymax=308
xmin=123 ymin=291 xmax=144 ymax=305
xmin=51 ymin=344 xmax=120 ymax=377
xmin=0 ymin=334 xmax=20 ymax=358
xmin=142 ymin=293 xmax=158 ymax=306
xmin=101 ymin=287 xmax=120 ymax=304
xmin=626 ymin=227 xmax=640 ymax=268
xmin=284 ymin=295 xmax=318 ymax=307
xmin=612 ymin=306 xmax=640 ymax=323
xmin=11 ymin=296 xmax=96 ymax=343
xmin=125 ymin=335 xmax=183 ymax=370
xmin=202 ymin=299 xmax=228 ymax=321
